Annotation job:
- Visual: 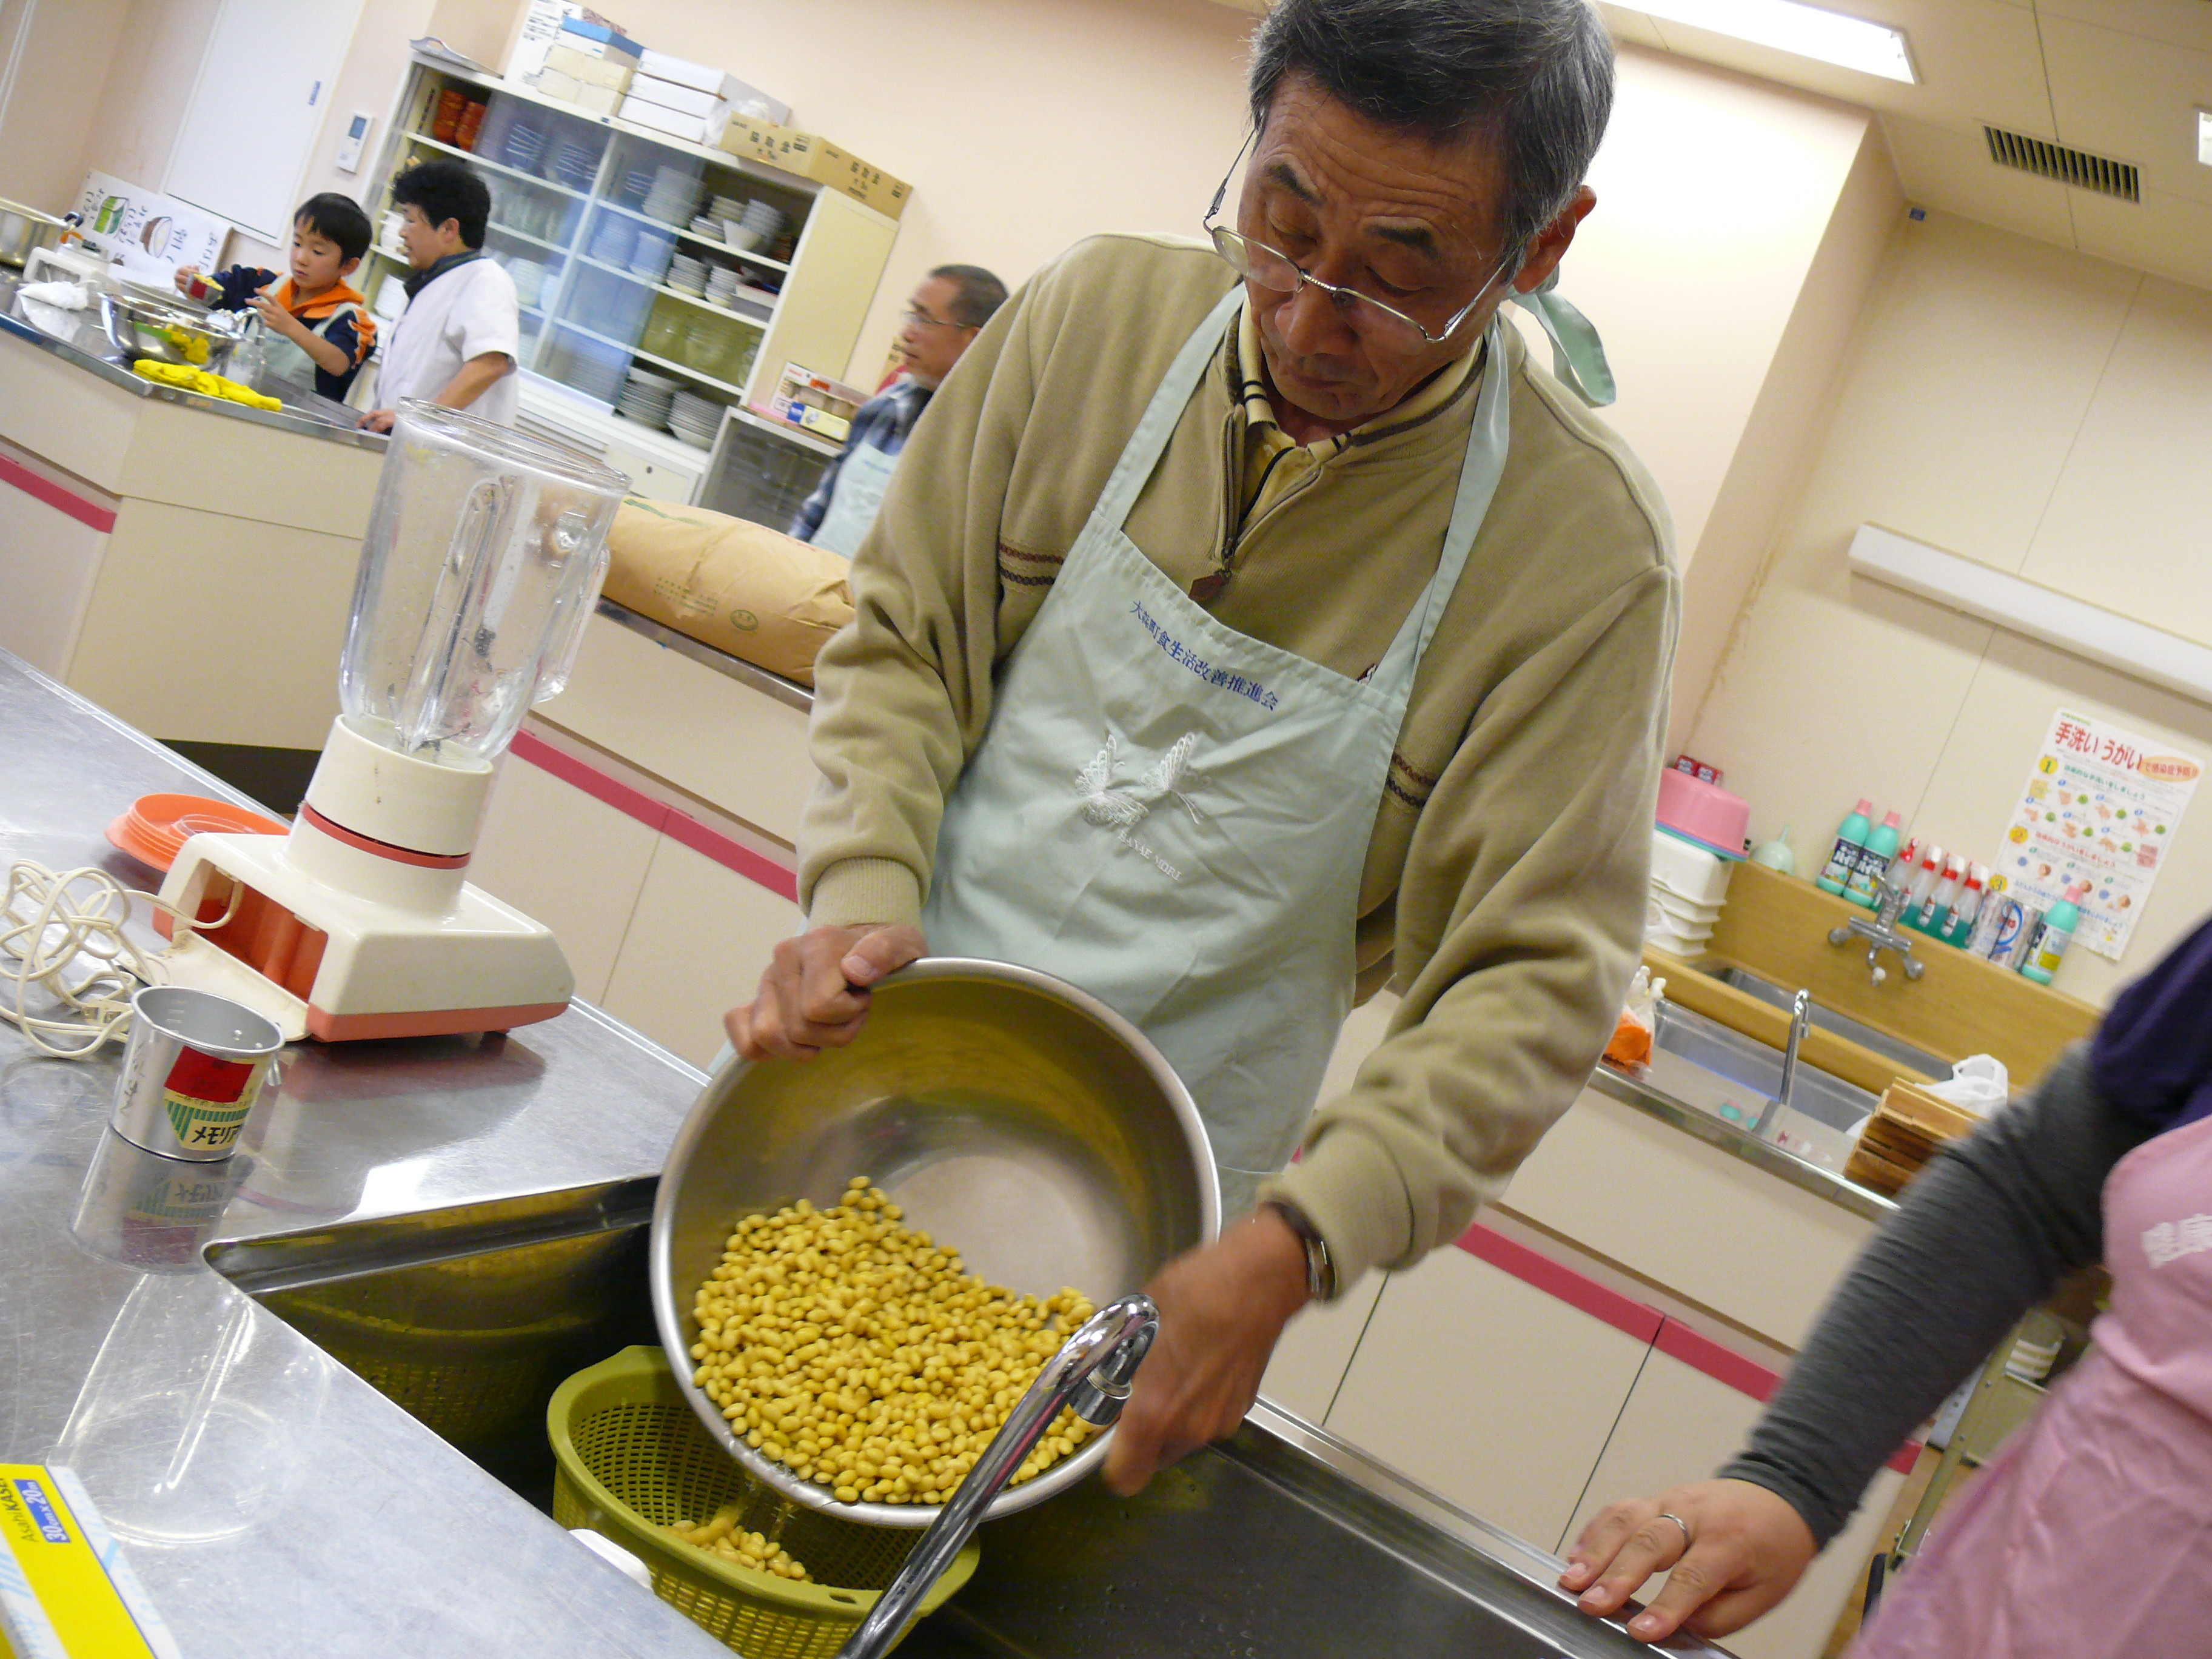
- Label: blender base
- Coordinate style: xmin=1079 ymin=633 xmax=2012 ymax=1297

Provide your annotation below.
xmin=157 ymin=831 xmax=574 ymax=1043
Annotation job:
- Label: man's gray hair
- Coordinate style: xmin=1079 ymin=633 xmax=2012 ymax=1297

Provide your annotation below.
xmin=929 ymin=264 xmax=1010 ymax=330
xmin=1248 ymin=0 xmax=1614 ymax=261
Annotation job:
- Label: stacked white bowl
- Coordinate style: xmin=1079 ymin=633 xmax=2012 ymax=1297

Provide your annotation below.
xmin=726 ymin=199 xmax=783 ymax=254
xmin=588 ymin=217 xmax=635 ymax=266
xmin=705 ymin=266 xmax=740 ymax=307
xmin=628 ymin=229 xmax=674 ymax=283
xmin=617 ymin=365 xmax=679 ymax=427
xmin=668 ymin=253 xmax=708 ymax=297
xmin=642 ymin=166 xmax=699 ymax=225
xmin=1646 ymin=827 xmax=1733 ymax=957
xmin=561 ymin=340 xmax=626 ymax=404
xmin=667 ymin=389 xmax=722 ymax=447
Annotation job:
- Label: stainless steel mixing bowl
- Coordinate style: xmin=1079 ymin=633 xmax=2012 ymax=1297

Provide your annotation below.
xmin=97 ymin=290 xmax=237 ymax=373
xmin=651 ymin=957 xmax=1219 ymax=1529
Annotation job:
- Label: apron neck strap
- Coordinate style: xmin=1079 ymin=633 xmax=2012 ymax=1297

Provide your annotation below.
xmin=1506 ymin=270 xmax=1616 ymax=407
xmin=1092 ymin=285 xmax=1246 ymax=531
xmin=1367 ymin=316 xmax=1514 ymax=692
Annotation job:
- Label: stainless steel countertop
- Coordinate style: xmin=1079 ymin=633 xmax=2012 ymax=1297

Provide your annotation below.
xmin=0 ymin=647 xmax=726 ymax=1656
xmin=0 ymin=267 xmax=389 ymax=452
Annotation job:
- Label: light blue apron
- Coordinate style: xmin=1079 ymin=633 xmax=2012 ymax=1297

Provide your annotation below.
xmin=921 ymin=286 xmax=1520 ymax=1218
xmin=810 ymin=437 xmax=900 ymax=557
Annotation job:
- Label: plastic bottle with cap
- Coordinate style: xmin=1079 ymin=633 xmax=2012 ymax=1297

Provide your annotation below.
xmin=1912 ymin=853 xmax=1966 ymax=934
xmin=1940 ymin=862 xmax=1988 ymax=947
xmin=1901 ymin=843 xmax=1946 ymax=927
xmin=1888 ymin=835 xmax=1923 ymax=890
xmin=1818 ymin=800 xmax=1873 ymax=896
xmin=2020 ymin=882 xmax=2090 ymax=985
xmin=1846 ymin=811 xmax=1903 ymax=909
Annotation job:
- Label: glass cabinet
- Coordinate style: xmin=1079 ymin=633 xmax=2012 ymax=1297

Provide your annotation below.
xmin=363 ymin=56 xmax=899 ymax=461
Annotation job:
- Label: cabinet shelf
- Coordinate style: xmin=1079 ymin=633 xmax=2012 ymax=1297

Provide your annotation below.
xmin=547 ymin=316 xmax=752 ymax=403
xmin=572 ymin=254 xmax=771 ymax=326
xmin=591 ymin=199 xmax=791 ymax=273
xmin=406 ymin=130 xmax=594 ymax=200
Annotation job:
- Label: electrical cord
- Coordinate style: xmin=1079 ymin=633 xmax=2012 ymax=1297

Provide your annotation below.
xmin=0 ymin=859 xmax=235 ymax=1059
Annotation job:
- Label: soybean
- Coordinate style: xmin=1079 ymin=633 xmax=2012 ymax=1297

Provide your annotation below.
xmin=689 ymin=1178 xmax=1098 ymax=1504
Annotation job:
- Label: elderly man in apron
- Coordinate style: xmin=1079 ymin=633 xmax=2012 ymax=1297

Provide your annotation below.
xmin=726 ymin=0 xmax=1677 ymax=1495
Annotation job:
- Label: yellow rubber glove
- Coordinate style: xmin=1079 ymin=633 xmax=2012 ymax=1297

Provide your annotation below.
xmin=132 ymin=359 xmax=281 ymax=411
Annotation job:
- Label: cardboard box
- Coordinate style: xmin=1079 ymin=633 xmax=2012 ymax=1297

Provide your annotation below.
xmin=536 ymin=65 xmax=583 ymax=102
xmin=574 ymin=81 xmax=623 ymax=116
xmin=628 ymin=72 xmax=720 ymax=118
xmin=544 ymin=41 xmax=634 ymax=90
xmin=618 ymin=91 xmax=728 ymax=147
xmin=558 ymin=16 xmax=644 ymax=58
xmin=637 ymin=49 xmax=791 ymax=124
xmin=718 ymin=120 xmax=910 ymax=218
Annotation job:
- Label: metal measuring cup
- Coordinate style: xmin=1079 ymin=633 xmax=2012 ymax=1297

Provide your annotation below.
xmin=110 ymin=987 xmax=283 ymax=1161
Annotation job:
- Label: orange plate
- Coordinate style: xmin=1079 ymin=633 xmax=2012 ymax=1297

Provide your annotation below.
xmin=107 ymin=793 xmax=287 ymax=872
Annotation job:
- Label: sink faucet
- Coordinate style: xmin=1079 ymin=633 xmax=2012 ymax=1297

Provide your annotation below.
xmin=1777 ymin=988 xmax=1812 ymax=1107
xmin=835 ymin=1293 xmax=1161 ymax=1659
xmin=1828 ymin=876 xmax=1925 ymax=985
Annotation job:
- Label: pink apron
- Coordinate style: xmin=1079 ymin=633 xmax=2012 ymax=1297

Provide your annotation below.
xmin=1851 ymin=1109 xmax=2212 ymax=1658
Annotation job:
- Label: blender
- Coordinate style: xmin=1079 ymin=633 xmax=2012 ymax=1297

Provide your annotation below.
xmin=158 ymin=401 xmax=630 ymax=1041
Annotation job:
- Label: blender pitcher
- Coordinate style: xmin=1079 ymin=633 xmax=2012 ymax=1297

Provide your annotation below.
xmin=343 ymin=400 xmax=626 ymax=766
xmin=155 ymin=402 xmax=631 ymax=1042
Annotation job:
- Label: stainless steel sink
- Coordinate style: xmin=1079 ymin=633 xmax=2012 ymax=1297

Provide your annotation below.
xmin=209 ymin=1186 xmax=1721 ymax=1659
xmin=1694 ymin=963 xmax=1951 ymax=1078
xmin=1641 ymin=1000 xmax=1875 ymax=1174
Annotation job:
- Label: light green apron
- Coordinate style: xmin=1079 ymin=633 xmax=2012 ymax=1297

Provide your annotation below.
xmin=810 ymin=437 xmax=901 ymax=557
xmin=921 ymin=286 xmax=1524 ymax=1218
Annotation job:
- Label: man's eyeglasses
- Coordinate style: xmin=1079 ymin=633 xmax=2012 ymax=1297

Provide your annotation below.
xmin=1202 ymin=130 xmax=1518 ymax=349
xmin=902 ymin=308 xmax=975 ymax=333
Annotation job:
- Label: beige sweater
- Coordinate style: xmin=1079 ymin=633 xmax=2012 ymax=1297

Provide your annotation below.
xmin=800 ymin=234 xmax=1678 ymax=1289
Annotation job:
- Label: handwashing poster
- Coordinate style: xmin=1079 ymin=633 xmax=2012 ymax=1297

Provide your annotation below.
xmin=2004 ymin=709 xmax=2201 ymax=960
xmin=71 ymin=170 xmax=230 ymax=286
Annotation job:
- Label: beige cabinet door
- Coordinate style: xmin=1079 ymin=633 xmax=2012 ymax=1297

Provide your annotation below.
xmin=600 ymin=834 xmax=801 ymax=1069
xmin=1260 ymin=1273 xmax=1386 ymax=1428
xmin=1498 ymin=1085 xmax=1876 ymax=1349
xmin=1562 ymin=1342 xmax=1906 ymax=1659
xmin=1326 ymin=1245 xmax=1654 ymax=1553
xmin=468 ymin=754 xmax=660 ymax=1005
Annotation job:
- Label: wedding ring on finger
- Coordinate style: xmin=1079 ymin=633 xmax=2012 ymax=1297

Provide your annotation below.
xmin=1655 ymin=1510 xmax=1692 ymax=1552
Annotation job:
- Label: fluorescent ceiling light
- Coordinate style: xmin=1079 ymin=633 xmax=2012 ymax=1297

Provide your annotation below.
xmin=2198 ymin=109 xmax=2212 ymax=168
xmin=1637 ymin=0 xmax=1918 ymax=84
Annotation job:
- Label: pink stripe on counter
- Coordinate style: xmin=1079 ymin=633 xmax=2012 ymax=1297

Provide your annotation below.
xmin=665 ymin=809 xmax=800 ymax=903
xmin=507 ymin=729 xmax=800 ymax=903
xmin=0 ymin=452 xmax=116 ymax=533
xmin=1456 ymin=1226 xmax=1924 ymax=1475
xmin=1657 ymin=1316 xmax=1781 ymax=1400
xmin=1456 ymin=1223 xmax=1664 ymax=1345
xmin=511 ymin=728 xmax=672 ymax=833
xmin=1654 ymin=1321 xmax=1924 ymax=1478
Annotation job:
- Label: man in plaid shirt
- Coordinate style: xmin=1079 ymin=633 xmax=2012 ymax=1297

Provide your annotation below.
xmin=791 ymin=264 xmax=1005 ymax=552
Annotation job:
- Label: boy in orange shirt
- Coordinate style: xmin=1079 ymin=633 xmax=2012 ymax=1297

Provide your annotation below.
xmin=175 ymin=192 xmax=377 ymax=400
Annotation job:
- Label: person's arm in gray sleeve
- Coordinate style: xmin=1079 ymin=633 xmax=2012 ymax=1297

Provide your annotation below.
xmin=1717 ymin=1041 xmax=2147 ymax=1545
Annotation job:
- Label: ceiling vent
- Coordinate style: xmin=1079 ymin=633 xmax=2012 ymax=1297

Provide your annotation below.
xmin=1983 ymin=126 xmax=2140 ymax=202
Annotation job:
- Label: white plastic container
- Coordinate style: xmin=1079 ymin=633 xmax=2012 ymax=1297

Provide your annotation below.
xmin=1649 ymin=828 xmax=1733 ymax=908
xmin=1650 ymin=886 xmax=1723 ymax=929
